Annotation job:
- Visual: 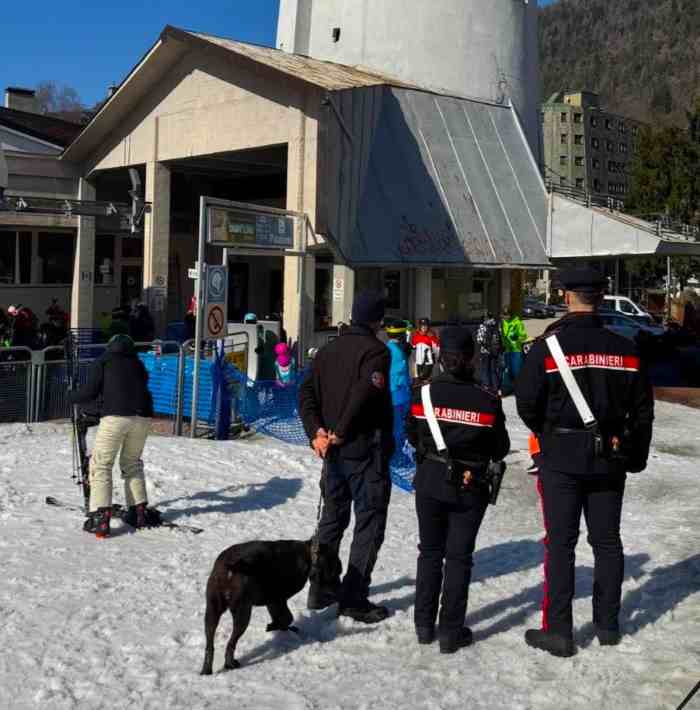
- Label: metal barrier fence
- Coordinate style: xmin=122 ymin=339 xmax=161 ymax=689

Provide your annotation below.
xmin=0 ymin=347 xmax=33 ymax=423
xmin=0 ymin=340 xmax=186 ymax=432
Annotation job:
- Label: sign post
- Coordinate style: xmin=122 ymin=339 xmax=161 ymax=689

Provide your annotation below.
xmin=191 ymin=197 xmax=208 ymax=438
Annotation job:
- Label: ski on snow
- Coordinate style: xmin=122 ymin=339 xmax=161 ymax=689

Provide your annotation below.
xmin=45 ymin=496 xmax=204 ymax=534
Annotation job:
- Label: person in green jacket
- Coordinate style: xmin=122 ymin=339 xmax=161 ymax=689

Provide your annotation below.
xmin=501 ymin=307 xmax=528 ymax=382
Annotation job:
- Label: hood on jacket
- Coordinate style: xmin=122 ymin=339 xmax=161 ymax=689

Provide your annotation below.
xmin=106 ymin=333 xmax=136 ymax=356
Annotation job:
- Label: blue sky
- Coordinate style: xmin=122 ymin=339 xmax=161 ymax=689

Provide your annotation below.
xmin=0 ymin=1 xmax=281 ymax=108
xmin=1 ymin=0 xmax=558 ymax=109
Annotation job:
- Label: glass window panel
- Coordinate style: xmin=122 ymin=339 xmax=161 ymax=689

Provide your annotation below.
xmin=0 ymin=232 xmax=16 ymax=284
xmin=38 ymin=232 xmax=75 ymax=284
xmin=18 ymin=232 xmax=31 ymax=284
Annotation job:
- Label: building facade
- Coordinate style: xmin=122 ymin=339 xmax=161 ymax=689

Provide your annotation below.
xmin=542 ymin=91 xmax=643 ymax=199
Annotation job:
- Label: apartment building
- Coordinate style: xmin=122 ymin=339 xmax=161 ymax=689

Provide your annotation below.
xmin=542 ymin=91 xmax=644 ymax=198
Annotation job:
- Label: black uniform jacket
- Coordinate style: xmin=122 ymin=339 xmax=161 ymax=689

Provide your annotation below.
xmin=69 ymin=340 xmax=154 ymax=418
xmin=405 ymin=372 xmax=510 ymax=503
xmin=515 ymin=313 xmax=654 ymax=475
xmin=299 ymin=325 xmax=394 ymax=460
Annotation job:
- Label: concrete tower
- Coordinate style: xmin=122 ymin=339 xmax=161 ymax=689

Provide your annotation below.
xmin=276 ymin=0 xmax=541 ymax=151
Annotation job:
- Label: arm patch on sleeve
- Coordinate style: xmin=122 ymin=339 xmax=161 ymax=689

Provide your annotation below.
xmin=371 ymin=371 xmax=386 ymax=389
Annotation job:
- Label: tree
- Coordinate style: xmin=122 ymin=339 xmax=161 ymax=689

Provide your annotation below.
xmin=35 ymin=81 xmax=84 ymax=121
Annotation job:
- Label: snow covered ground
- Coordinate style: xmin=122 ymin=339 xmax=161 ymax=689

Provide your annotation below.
xmin=1 ymin=398 xmax=699 ymax=710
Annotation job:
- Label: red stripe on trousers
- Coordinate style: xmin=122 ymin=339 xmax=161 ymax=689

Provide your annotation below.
xmin=536 ymin=475 xmax=550 ymax=631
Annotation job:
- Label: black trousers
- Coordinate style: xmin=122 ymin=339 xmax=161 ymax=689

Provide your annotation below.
xmin=414 ymin=491 xmax=489 ymax=633
xmin=317 ymin=451 xmax=391 ymax=607
xmin=537 ymin=468 xmax=626 ymax=636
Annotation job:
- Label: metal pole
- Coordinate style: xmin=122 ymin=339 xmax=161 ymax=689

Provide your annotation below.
xmin=666 ymin=256 xmax=672 ymax=322
xmin=175 ymin=342 xmax=186 ymax=436
xmin=190 ymin=196 xmax=207 ymax=438
xmin=615 ymin=258 xmax=620 ymax=295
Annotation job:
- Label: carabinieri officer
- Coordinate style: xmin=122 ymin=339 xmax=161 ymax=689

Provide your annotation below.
xmin=406 ymin=327 xmax=510 ymax=654
xmin=515 ymin=268 xmax=654 ymax=657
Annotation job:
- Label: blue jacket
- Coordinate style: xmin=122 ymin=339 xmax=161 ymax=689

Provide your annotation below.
xmin=387 ymin=339 xmax=411 ymax=407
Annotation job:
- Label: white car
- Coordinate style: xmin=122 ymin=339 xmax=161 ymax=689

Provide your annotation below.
xmin=602 ymin=295 xmax=654 ymax=323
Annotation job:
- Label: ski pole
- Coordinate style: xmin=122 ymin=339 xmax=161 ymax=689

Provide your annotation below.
xmin=677 ymin=680 xmax=700 ymax=710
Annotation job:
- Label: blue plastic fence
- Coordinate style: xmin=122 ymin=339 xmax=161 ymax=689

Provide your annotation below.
xmin=139 ymin=352 xmax=416 ymax=491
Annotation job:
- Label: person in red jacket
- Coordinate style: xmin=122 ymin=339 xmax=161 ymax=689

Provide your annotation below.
xmin=411 ymin=318 xmax=440 ymax=381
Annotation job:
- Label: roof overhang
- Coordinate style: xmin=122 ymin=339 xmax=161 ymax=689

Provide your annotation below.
xmin=549 ymin=193 xmax=700 ymax=259
xmin=318 ymin=86 xmax=549 ymax=268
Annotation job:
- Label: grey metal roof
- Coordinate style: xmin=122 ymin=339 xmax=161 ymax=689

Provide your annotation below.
xmin=187 ymin=30 xmax=412 ymax=91
xmin=320 ymin=86 xmax=548 ymax=267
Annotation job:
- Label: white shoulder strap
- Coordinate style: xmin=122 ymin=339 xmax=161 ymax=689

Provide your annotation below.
xmin=545 ymin=334 xmax=597 ymax=427
xmin=420 ymin=384 xmax=447 ymax=453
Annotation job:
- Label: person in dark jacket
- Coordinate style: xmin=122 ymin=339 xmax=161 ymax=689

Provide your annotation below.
xmin=515 ymin=268 xmax=654 ymax=657
xmin=68 ymin=333 xmax=158 ymax=537
xmin=405 ymin=327 xmax=510 ymax=653
xmin=299 ymin=291 xmax=394 ymax=624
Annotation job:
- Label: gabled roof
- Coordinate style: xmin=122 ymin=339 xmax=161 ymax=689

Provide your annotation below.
xmin=62 ymin=25 xmax=412 ymax=163
xmin=0 ymin=106 xmax=82 ymax=148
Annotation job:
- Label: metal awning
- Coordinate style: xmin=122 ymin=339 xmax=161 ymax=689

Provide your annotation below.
xmin=549 ymin=193 xmax=700 ymax=258
xmin=318 ymin=86 xmax=549 ymax=267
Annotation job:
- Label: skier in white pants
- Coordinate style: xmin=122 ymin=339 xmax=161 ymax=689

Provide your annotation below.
xmin=69 ymin=334 xmax=159 ymax=537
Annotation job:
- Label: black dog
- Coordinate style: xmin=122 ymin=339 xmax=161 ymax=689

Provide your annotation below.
xmin=200 ymin=538 xmax=342 ymax=675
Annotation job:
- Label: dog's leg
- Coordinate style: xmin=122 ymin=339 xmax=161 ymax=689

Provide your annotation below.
xmin=266 ymin=600 xmax=298 ymax=633
xmin=224 ymin=598 xmax=252 ymax=670
xmin=200 ymin=601 xmax=224 ymax=676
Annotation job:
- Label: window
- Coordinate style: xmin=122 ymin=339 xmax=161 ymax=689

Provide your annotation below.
xmin=561 ymin=112 xmax=568 ymax=122
xmin=560 ymin=177 xmax=567 ymax=185
xmin=593 ymin=178 xmax=601 ymax=191
xmin=561 ymin=133 xmax=568 ymax=144
xmin=608 ymin=160 xmax=616 ymax=173
xmin=121 ymin=237 xmax=143 ymax=259
xmin=575 ymin=156 xmax=584 ymax=167
xmin=94 ymin=235 xmax=115 ymax=285
xmin=574 ymin=113 xmax=583 ymax=124
xmin=632 ymin=126 xmax=639 ymax=137
xmin=606 ymin=140 xmax=615 ymax=152
xmin=0 ymin=232 xmax=15 ymax=284
xmin=38 ymin=233 xmax=75 ymax=284
xmin=592 ymin=138 xmax=600 ymax=150
xmin=574 ymin=134 xmax=583 ymax=145
xmin=0 ymin=231 xmax=31 ymax=284
xmin=619 ymin=299 xmax=635 ymax=314
xmin=605 ymin=118 xmax=613 ymax=130
xmin=593 ymin=158 xmax=601 ymax=169
xmin=576 ymin=178 xmax=585 ymax=188
xmin=591 ymin=116 xmax=598 ymax=128
xmin=620 ymin=143 xmax=628 ymax=153
xmin=618 ymin=120 xmax=625 ymax=133
xmin=560 ymin=155 xmax=568 ymax=166
xmin=384 ymin=270 xmax=402 ymax=310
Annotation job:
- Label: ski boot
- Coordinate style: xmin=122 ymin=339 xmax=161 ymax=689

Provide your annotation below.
xmin=83 ymin=507 xmax=111 ymax=539
xmin=524 ymin=629 xmax=575 ymax=657
xmin=124 ymin=502 xmax=162 ymax=529
xmin=439 ymin=627 xmax=473 ymax=654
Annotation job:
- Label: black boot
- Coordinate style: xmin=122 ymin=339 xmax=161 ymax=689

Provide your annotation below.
xmin=439 ymin=627 xmax=473 ymax=654
xmin=337 ymin=601 xmax=389 ymax=624
xmin=416 ymin=626 xmax=435 ymax=645
xmin=525 ymin=629 xmax=575 ymax=657
xmin=124 ymin=502 xmax=162 ymax=529
xmin=83 ymin=507 xmax=111 ymax=538
xmin=596 ymin=628 xmax=621 ymax=646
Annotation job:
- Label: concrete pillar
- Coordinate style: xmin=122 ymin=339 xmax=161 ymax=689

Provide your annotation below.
xmin=499 ymin=269 xmax=511 ymax=315
xmin=331 ymin=264 xmax=355 ymax=325
xmin=70 ymin=178 xmax=96 ymax=329
xmin=284 ymin=94 xmax=319 ymax=355
xmin=143 ymin=161 xmax=171 ymax=336
xmin=414 ymin=267 xmax=432 ymax=321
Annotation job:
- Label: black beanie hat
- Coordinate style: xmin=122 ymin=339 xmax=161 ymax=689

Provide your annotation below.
xmin=440 ymin=327 xmax=474 ymax=358
xmin=351 ymin=291 xmax=386 ymax=325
